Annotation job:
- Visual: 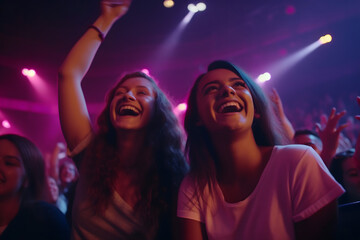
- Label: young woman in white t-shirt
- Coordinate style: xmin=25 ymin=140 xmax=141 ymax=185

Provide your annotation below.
xmin=177 ymin=60 xmax=345 ymax=240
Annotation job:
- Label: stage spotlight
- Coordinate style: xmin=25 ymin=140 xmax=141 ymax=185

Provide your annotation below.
xmin=188 ymin=3 xmax=198 ymax=12
xmin=22 ymin=68 xmax=36 ymax=77
xmin=188 ymin=2 xmax=206 ymax=12
xmin=177 ymin=103 xmax=187 ymax=111
xmin=319 ymin=34 xmax=332 ymax=44
xmin=1 ymin=120 xmax=11 ymax=129
xmin=174 ymin=103 xmax=187 ymax=116
xmin=163 ymin=0 xmax=174 ymax=8
xmin=257 ymin=72 xmax=271 ymax=83
xmin=196 ymin=2 xmax=206 ymax=11
xmin=28 ymin=69 xmax=36 ymax=77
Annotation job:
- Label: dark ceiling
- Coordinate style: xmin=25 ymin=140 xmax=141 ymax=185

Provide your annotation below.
xmin=1 ymin=0 xmax=360 ymax=153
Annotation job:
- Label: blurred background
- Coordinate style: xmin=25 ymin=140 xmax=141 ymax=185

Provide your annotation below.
xmin=0 ymin=0 xmax=359 ymax=155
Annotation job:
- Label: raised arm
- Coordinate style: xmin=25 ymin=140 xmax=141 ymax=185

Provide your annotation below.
xmin=268 ymin=88 xmax=295 ymax=141
xmin=58 ymin=1 xmax=131 ymax=150
xmin=315 ymin=108 xmax=349 ymax=167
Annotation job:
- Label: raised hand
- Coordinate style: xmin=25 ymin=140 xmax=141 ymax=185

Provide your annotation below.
xmin=101 ymin=0 xmax=132 ymax=22
xmin=268 ymin=88 xmax=295 ymax=141
xmin=315 ymin=108 xmax=349 ymax=167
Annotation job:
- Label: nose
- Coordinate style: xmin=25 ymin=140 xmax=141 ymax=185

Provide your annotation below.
xmin=220 ymin=85 xmax=235 ymax=97
xmin=122 ymin=90 xmax=136 ymax=101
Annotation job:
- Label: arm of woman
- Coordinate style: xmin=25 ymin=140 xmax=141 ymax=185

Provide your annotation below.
xmin=177 ymin=218 xmax=207 ymax=240
xmin=58 ymin=1 xmax=131 ymax=150
xmin=294 ymin=200 xmax=337 ymax=240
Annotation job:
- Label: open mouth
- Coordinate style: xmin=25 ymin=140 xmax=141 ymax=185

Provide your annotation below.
xmin=217 ymin=101 xmax=243 ymax=113
xmin=117 ymin=105 xmax=140 ymax=116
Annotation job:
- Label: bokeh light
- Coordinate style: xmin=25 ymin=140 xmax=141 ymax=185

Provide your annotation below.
xmin=163 ymin=0 xmax=174 ymax=8
xmin=319 ymin=34 xmax=332 ymax=44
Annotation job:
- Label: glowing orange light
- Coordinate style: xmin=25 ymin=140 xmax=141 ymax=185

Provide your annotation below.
xmin=163 ymin=0 xmax=174 ymax=8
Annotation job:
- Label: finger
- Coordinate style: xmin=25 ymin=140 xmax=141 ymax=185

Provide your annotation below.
xmin=336 ymin=123 xmax=350 ymax=133
xmin=328 ymin=107 xmax=336 ymax=120
xmin=332 ymin=110 xmax=347 ymax=123
xmin=325 ymin=110 xmax=346 ymax=131
xmin=315 ymin=123 xmax=322 ymax=133
xmin=320 ymin=114 xmax=328 ymax=127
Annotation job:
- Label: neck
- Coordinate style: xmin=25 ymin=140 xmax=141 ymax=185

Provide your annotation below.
xmin=115 ymin=129 xmax=147 ymax=168
xmin=0 ymin=196 xmax=21 ymax=226
xmin=210 ymin=129 xmax=265 ymax=182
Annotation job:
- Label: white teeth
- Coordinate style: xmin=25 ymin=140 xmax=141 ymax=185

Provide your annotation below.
xmin=218 ymin=102 xmax=241 ymax=113
xmin=119 ymin=105 xmax=139 ymax=114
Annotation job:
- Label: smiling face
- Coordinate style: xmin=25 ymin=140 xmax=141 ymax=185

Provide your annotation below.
xmin=196 ymin=69 xmax=255 ymax=133
xmin=60 ymin=162 xmax=77 ymax=184
xmin=109 ymin=77 xmax=156 ymax=131
xmin=0 ymin=139 xmax=27 ymax=200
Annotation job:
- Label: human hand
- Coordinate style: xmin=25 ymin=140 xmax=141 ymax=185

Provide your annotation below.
xmin=100 ymin=0 xmax=132 ymax=22
xmin=315 ymin=108 xmax=349 ymax=166
xmin=268 ymin=88 xmax=295 ymax=140
xmin=269 ymin=88 xmax=285 ymax=117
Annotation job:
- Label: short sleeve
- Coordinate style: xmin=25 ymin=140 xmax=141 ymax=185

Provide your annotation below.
xmin=291 ymin=147 xmax=345 ymax=222
xmin=177 ymin=176 xmax=203 ymax=222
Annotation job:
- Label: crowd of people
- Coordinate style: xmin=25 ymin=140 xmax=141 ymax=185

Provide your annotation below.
xmin=1 ymin=1 xmax=359 ymax=240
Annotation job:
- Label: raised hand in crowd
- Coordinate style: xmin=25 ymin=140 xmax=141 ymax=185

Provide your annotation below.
xmin=315 ymin=108 xmax=349 ymax=167
xmin=268 ymin=88 xmax=295 ymax=141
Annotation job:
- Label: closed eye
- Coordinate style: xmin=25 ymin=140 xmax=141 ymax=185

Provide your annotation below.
xmin=137 ymin=90 xmax=148 ymax=95
xmin=204 ymin=85 xmax=219 ymax=94
xmin=3 ymin=156 xmax=21 ymax=167
xmin=115 ymin=87 xmax=126 ymax=96
xmin=233 ymin=80 xmax=246 ymax=88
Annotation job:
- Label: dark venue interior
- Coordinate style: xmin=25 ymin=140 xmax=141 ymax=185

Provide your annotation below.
xmin=0 ymin=0 xmax=359 ymax=154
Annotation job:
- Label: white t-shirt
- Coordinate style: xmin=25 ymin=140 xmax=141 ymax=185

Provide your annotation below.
xmin=177 ymin=145 xmax=345 ymax=240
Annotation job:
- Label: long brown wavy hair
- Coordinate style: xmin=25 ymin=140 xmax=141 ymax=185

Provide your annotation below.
xmin=84 ymin=72 xmax=188 ymax=238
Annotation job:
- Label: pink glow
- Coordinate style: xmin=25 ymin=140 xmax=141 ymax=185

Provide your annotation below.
xmin=177 ymin=103 xmax=187 ymax=111
xmin=27 ymin=69 xmax=36 ymax=77
xmin=2 ymin=120 xmax=11 ymax=129
xmin=22 ymin=68 xmax=36 ymax=77
xmin=141 ymin=68 xmax=150 ymax=75
xmin=22 ymin=68 xmax=29 ymax=76
xmin=285 ymin=5 xmax=296 ymax=15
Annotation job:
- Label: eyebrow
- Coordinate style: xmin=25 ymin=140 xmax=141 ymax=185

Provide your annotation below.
xmin=2 ymin=155 xmax=21 ymax=162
